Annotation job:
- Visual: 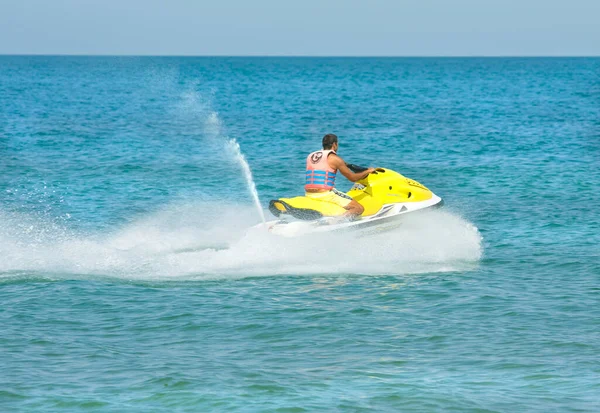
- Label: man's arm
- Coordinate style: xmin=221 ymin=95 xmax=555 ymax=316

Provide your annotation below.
xmin=328 ymin=154 xmax=374 ymax=182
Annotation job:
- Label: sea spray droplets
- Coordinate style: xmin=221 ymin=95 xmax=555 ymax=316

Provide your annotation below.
xmin=226 ymin=138 xmax=266 ymax=223
xmin=203 ymin=111 xmax=266 ymax=223
xmin=0 ymin=204 xmax=481 ymax=280
xmin=204 ymin=111 xmax=221 ymax=138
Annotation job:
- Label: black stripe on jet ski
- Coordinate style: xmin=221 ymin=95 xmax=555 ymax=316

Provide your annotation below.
xmin=374 ymin=205 xmax=395 ymax=217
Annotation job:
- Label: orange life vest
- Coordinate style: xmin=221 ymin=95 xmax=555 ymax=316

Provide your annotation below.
xmin=305 ymin=150 xmax=337 ymax=191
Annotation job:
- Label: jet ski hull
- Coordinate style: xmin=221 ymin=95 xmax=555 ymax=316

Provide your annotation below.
xmin=262 ymin=194 xmax=443 ymax=238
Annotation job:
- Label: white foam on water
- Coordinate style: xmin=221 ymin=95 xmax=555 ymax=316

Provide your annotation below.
xmin=0 ymin=204 xmax=483 ymax=282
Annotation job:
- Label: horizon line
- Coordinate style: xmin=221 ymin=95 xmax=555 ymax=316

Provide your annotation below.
xmin=0 ymin=53 xmax=598 ymax=58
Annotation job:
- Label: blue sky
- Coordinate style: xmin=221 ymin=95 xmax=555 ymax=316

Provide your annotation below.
xmin=0 ymin=0 xmax=598 ymax=55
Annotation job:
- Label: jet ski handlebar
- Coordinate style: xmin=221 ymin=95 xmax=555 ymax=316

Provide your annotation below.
xmin=346 ymin=163 xmax=384 ymax=174
xmin=345 ymin=163 xmax=369 ymax=173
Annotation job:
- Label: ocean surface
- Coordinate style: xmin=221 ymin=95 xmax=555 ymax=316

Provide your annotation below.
xmin=1 ymin=57 xmax=599 ymax=412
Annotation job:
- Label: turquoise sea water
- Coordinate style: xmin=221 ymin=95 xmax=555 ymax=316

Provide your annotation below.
xmin=1 ymin=57 xmax=599 ymax=412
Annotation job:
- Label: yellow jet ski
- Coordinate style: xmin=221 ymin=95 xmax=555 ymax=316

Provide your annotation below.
xmin=263 ymin=165 xmax=443 ymax=237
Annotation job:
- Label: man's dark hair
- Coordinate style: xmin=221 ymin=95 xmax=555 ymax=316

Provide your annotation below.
xmin=322 ymin=134 xmax=338 ymax=150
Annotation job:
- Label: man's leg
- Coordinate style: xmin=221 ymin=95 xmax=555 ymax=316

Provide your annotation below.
xmin=343 ymin=199 xmax=364 ymax=217
xmin=329 ymin=188 xmax=363 ymax=219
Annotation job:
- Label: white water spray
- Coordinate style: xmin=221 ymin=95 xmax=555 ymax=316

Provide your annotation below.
xmin=203 ymin=111 xmax=266 ymax=223
xmin=227 ymin=138 xmax=266 ymax=223
xmin=0 ymin=205 xmax=482 ymax=280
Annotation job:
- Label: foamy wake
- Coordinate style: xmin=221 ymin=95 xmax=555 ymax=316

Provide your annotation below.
xmin=0 ymin=203 xmax=482 ymax=281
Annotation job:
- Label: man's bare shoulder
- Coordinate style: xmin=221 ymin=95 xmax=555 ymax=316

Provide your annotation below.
xmin=327 ymin=152 xmax=344 ymax=167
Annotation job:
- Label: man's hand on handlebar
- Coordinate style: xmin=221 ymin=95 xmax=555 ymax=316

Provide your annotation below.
xmin=363 ymin=167 xmax=376 ymax=178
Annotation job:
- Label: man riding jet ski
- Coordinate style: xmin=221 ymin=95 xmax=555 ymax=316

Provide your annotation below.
xmin=302 ymin=133 xmax=375 ymax=218
xmin=264 ymin=133 xmax=443 ymax=237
